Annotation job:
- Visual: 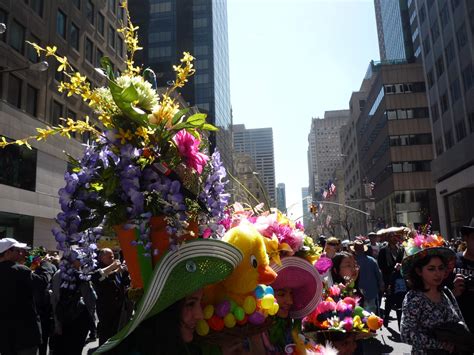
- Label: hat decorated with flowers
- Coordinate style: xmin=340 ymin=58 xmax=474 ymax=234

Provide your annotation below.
xmin=401 ymin=232 xmax=455 ymax=278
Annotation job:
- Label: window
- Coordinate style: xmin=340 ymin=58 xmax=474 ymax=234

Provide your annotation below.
xmin=117 ymin=36 xmax=123 ymax=57
xmin=150 ymin=2 xmax=171 ymax=12
xmin=195 ymin=74 xmax=209 ymax=84
xmin=27 ymin=34 xmax=40 ymax=62
xmin=51 ymin=100 xmax=63 ymax=126
xmin=108 ymin=25 xmax=115 ymax=49
xmin=455 ymin=120 xmax=466 ymax=141
xmin=194 ymin=45 xmax=209 ymax=56
xmin=72 ymin=0 xmax=81 ymax=9
xmin=423 ymin=36 xmax=431 ymax=55
xmin=436 ymin=55 xmax=444 ymax=78
xmin=419 ymin=4 xmax=426 ymax=24
xmin=150 ymin=31 xmax=171 ymax=43
xmin=97 ymin=13 xmax=105 ymax=36
xmin=431 ymin=20 xmax=440 ymax=43
xmin=67 ymin=110 xmax=77 ymax=138
xmin=56 ymin=9 xmax=67 ymax=38
xmin=26 ymin=85 xmax=38 ymax=117
xmin=435 ymin=136 xmax=443 ymax=155
xmin=445 ymin=130 xmax=454 ymax=149
xmin=427 ymin=69 xmax=434 ymax=88
xmin=108 ymin=0 xmax=116 ymax=14
xmin=440 ymin=93 xmax=449 ymax=113
xmin=95 ymin=48 xmax=103 ymax=67
xmin=86 ymin=0 xmax=94 ymax=24
xmin=70 ymin=22 xmax=80 ymax=50
xmin=149 ymin=46 xmax=171 ymax=58
xmin=431 ymin=102 xmax=439 ymax=122
xmin=439 ymin=3 xmax=449 ymax=28
xmin=7 ymin=74 xmax=22 ymax=108
xmin=195 ymin=59 xmax=209 ymax=70
xmin=456 ymin=23 xmax=467 ymax=49
xmin=9 ymin=20 xmax=25 ymax=53
xmin=450 ymin=78 xmax=461 ymax=103
xmin=85 ymin=37 xmax=93 ymax=63
xmin=462 ymin=64 xmax=474 ymax=92
xmin=445 ymin=40 xmax=455 ymax=67
xmin=193 ymin=18 xmax=208 ymax=28
xmin=30 ymin=0 xmax=43 ymax=17
xmin=0 ymin=137 xmax=37 ymax=191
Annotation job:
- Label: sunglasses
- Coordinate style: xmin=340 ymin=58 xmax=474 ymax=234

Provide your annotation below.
xmin=327 ymin=242 xmax=341 ymax=246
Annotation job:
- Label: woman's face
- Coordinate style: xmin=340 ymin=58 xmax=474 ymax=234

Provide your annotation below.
xmin=324 ymin=241 xmax=340 ymax=257
xmin=417 ymin=256 xmax=446 ymax=290
xmin=180 ymin=289 xmax=204 ymax=343
xmin=338 ymin=256 xmax=359 ymax=281
xmin=275 ymin=287 xmax=293 ymax=318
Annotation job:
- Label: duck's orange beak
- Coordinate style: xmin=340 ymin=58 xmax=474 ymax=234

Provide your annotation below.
xmin=258 ymin=264 xmax=277 ymax=284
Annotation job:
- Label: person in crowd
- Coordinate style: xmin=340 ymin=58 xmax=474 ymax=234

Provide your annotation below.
xmin=366 ymin=232 xmax=380 ymax=259
xmin=0 ymin=238 xmax=55 ymax=355
xmin=50 ymin=252 xmax=97 ymax=355
xmin=400 ymin=240 xmax=463 ymax=353
xmin=377 ymin=232 xmax=404 ymax=324
xmin=387 ymin=263 xmax=406 ymax=329
xmin=323 ymin=237 xmax=341 ymax=259
xmin=331 ymin=251 xmax=360 ymax=286
xmin=351 ymin=239 xmax=384 ymax=314
xmin=91 ymin=248 xmax=131 ymax=346
xmin=250 ymin=256 xmax=322 ymax=353
xmin=452 ymin=218 xmax=474 ymax=332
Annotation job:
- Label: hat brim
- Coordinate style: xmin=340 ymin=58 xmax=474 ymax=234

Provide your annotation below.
xmin=95 ymin=239 xmax=243 ymax=354
xmin=349 ymin=244 xmax=368 ymax=252
xmin=401 ymin=247 xmax=456 ymax=278
xmin=270 ymin=257 xmax=322 ymax=319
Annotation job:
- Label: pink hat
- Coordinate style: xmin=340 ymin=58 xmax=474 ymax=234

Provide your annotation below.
xmin=271 ymin=257 xmax=323 ymax=319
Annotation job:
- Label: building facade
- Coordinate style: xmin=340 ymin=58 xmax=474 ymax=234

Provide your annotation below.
xmin=307 ymin=110 xmax=350 ymax=199
xmin=408 ymin=0 xmax=474 ymax=237
xmin=374 ymin=0 xmax=414 ymax=61
xmin=0 ymin=0 xmax=124 ymax=248
xmin=128 ymin=0 xmax=233 ymax=171
xmin=301 ymin=186 xmax=311 ymax=230
xmin=276 ymin=182 xmax=286 ymax=213
xmin=356 ymin=61 xmax=439 ymax=230
xmin=233 ymin=124 xmax=275 ymax=206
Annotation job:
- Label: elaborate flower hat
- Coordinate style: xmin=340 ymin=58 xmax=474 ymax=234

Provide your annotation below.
xmin=96 ymin=239 xmax=243 ymax=353
xmin=401 ymin=232 xmax=455 ymax=278
xmin=0 ymin=2 xmax=232 ymax=290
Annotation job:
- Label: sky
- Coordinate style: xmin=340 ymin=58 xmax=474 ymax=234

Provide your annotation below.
xmin=227 ymin=0 xmax=380 ymax=220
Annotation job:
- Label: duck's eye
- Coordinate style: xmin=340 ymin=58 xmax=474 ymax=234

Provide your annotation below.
xmin=250 ymin=255 xmax=258 ymax=269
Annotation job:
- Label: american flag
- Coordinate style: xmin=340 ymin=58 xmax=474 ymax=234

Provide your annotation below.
xmin=329 ymin=182 xmax=336 ymax=194
xmin=322 ymin=190 xmax=328 ymax=199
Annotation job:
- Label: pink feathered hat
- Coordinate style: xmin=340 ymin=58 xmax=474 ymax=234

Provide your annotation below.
xmin=271 ymin=256 xmax=323 ymax=319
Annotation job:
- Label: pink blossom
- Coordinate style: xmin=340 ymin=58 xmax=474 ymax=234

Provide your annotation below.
xmin=413 ymin=233 xmax=425 ymax=247
xmin=328 ymin=285 xmax=341 ymax=297
xmin=315 ymin=256 xmax=333 ymax=274
xmin=173 ymin=130 xmax=209 ymax=174
xmin=343 ymin=317 xmax=353 ymax=331
xmin=202 ymin=228 xmax=213 ymax=238
xmin=316 ymin=301 xmax=336 ymax=314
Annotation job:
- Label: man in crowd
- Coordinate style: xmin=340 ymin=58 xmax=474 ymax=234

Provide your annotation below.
xmin=0 ymin=238 xmax=55 ymax=355
xmin=452 ymin=218 xmax=474 ymax=332
xmin=366 ymin=231 xmax=381 ymax=259
xmin=91 ymin=248 xmax=131 ymax=346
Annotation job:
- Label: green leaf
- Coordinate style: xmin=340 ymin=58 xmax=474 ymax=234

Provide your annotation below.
xmin=104 ymin=176 xmax=119 ymax=198
xmin=187 ymin=113 xmax=207 ymax=126
xmin=202 ymin=123 xmax=218 ymax=131
xmin=120 ymin=84 xmax=140 ymax=103
xmin=172 ymin=108 xmax=190 ymax=125
xmin=109 ymin=80 xmax=148 ymax=124
xmin=100 ymin=57 xmax=115 ymax=81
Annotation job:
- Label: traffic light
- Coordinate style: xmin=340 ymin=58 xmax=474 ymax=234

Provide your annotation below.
xmin=309 ymin=203 xmax=318 ymax=215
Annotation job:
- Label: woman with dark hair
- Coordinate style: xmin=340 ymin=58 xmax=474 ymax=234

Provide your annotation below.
xmin=331 ymin=252 xmax=359 ymax=285
xmin=400 ymin=234 xmax=464 ymax=354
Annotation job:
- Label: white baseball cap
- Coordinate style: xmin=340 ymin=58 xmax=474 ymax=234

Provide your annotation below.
xmin=0 ymin=238 xmax=30 ymax=254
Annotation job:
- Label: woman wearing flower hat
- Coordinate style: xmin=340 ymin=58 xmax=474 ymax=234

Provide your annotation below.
xmin=93 ymin=239 xmax=243 ymax=355
xmin=400 ymin=234 xmax=467 ymax=354
xmin=249 ymin=256 xmax=323 ymax=354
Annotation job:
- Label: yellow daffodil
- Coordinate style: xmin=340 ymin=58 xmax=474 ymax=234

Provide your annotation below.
xmin=46 ymin=45 xmax=57 ymax=56
xmin=57 ymin=56 xmax=68 ymax=72
xmin=116 ymin=128 xmax=133 ymax=144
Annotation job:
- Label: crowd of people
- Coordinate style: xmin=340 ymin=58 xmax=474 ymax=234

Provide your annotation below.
xmin=1 ymin=217 xmax=473 ymax=355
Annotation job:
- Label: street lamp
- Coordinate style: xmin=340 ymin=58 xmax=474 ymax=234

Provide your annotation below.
xmin=0 ymin=60 xmax=49 ymax=74
xmin=0 ymin=23 xmax=6 ymax=34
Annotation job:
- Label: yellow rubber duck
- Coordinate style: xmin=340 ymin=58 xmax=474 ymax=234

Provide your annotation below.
xmin=203 ymin=223 xmax=277 ymax=304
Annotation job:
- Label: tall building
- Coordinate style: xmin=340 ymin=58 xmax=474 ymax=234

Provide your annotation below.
xmin=0 ymin=0 xmax=124 ymax=248
xmin=276 ymin=183 xmax=286 ymax=213
xmin=408 ymin=0 xmax=474 ymax=237
xmin=356 ymin=60 xmax=438 ymax=230
xmin=307 ymin=110 xmax=350 ymax=199
xmin=374 ymin=0 xmax=414 ymax=61
xmin=301 ymin=187 xmax=311 ymax=230
xmin=128 ymin=0 xmax=233 ymax=171
xmin=233 ymin=124 xmax=276 ymax=206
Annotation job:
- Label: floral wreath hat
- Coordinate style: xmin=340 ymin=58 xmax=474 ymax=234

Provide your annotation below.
xmin=400 ymin=232 xmax=455 ymax=278
xmin=0 ymin=1 xmax=243 ymax=352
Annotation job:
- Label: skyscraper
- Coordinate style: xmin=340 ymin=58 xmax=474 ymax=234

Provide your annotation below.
xmin=129 ymin=0 xmax=233 ymax=170
xmin=408 ymin=0 xmax=474 ymax=237
xmin=374 ymin=0 xmax=414 ymax=61
xmin=233 ymin=124 xmax=276 ymax=206
xmin=307 ymin=110 xmax=350 ymax=199
xmin=276 ymin=183 xmax=286 ymax=213
xmin=0 ymin=0 xmax=124 ymax=248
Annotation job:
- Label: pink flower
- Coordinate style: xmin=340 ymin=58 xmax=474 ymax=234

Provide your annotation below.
xmin=173 ymin=130 xmax=209 ymax=174
xmin=343 ymin=317 xmax=353 ymax=331
xmin=202 ymin=228 xmax=212 ymax=238
xmin=316 ymin=300 xmax=336 ymax=314
xmin=328 ymin=285 xmax=341 ymax=297
xmin=315 ymin=256 xmax=333 ymax=275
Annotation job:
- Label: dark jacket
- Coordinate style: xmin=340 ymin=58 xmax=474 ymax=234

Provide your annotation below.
xmin=377 ymin=244 xmax=404 ymax=285
xmin=0 ymin=260 xmax=55 ymax=352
